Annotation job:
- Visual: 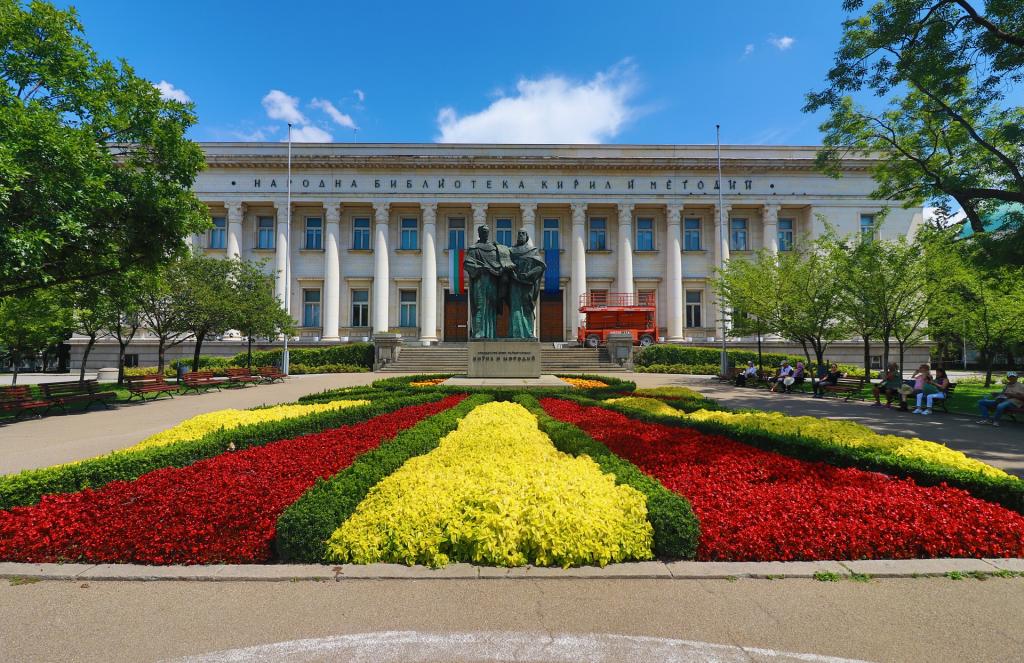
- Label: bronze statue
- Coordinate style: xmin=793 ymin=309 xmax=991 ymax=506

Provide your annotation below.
xmin=508 ymin=230 xmax=546 ymax=338
xmin=464 ymin=226 xmax=546 ymax=340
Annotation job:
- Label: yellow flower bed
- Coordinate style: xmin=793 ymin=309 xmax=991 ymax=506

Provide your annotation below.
xmin=410 ymin=378 xmax=447 ymax=387
xmin=121 ymin=399 xmax=370 ymax=453
xmin=325 ymin=401 xmax=653 ymax=568
xmin=608 ymin=396 xmax=1013 ymax=481
xmin=633 ymin=386 xmax=705 ymax=400
xmin=560 ymin=377 xmax=608 ymax=389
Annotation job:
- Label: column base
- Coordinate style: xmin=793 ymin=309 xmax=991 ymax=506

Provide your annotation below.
xmin=320 ymin=336 xmax=340 ymax=342
xmin=665 ymin=336 xmax=685 ymax=343
xmin=419 ymin=336 xmax=439 ymax=346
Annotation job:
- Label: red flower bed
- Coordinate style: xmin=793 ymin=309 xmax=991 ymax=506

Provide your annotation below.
xmin=541 ymin=398 xmax=1024 ymax=561
xmin=0 ymin=396 xmax=465 ymax=565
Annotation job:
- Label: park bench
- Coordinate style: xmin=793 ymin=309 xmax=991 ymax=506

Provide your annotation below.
xmin=0 ymin=385 xmax=54 ymax=420
xmin=225 ymin=367 xmax=261 ymax=387
xmin=819 ymin=376 xmax=865 ymax=401
xmin=41 ymin=379 xmax=116 ymax=413
xmin=257 ymin=366 xmax=287 ymax=383
xmin=179 ymin=371 xmax=226 ymax=394
xmin=125 ymin=374 xmax=178 ymax=401
xmin=929 ymin=382 xmax=957 ymax=413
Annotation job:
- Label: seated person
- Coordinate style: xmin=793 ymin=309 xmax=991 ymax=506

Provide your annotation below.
xmin=902 ymin=364 xmax=932 ymax=412
xmin=977 ymin=372 xmax=1024 ymax=427
xmin=769 ymin=361 xmax=794 ymax=393
xmin=813 ymin=362 xmax=843 ymax=398
xmin=784 ymin=361 xmax=806 ymax=393
xmin=871 ymin=362 xmax=902 ymax=407
xmin=735 ymin=361 xmax=758 ymax=387
xmin=914 ymin=368 xmax=950 ymax=414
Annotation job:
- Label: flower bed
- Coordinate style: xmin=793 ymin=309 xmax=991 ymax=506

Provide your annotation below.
xmin=559 ymin=377 xmax=608 ymax=389
xmin=0 ymin=397 xmax=464 ymax=564
xmin=542 ymin=398 xmax=1024 ymax=561
xmin=410 ymin=378 xmax=447 ymax=387
xmin=325 ymin=402 xmax=653 ymax=568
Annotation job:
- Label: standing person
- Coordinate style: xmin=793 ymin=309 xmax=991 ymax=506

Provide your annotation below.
xmin=814 ymin=362 xmax=843 ymax=398
xmin=872 ymin=362 xmax=902 ymax=407
xmin=976 ymin=372 xmax=1024 ymax=427
xmin=914 ymin=368 xmax=950 ymax=415
xmin=769 ymin=360 xmax=794 ymax=393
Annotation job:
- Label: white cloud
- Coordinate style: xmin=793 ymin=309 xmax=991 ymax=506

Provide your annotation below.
xmin=261 ymin=89 xmax=308 ymax=125
xmin=288 ymin=125 xmax=333 ymax=142
xmin=768 ymin=35 xmax=795 ymax=50
xmin=743 ymin=44 xmax=754 ymax=56
xmin=155 ymin=80 xmax=191 ymax=103
xmin=311 ymin=98 xmax=358 ymax=130
xmin=353 ymin=88 xmax=365 ymax=103
xmin=436 ymin=63 xmax=638 ymax=143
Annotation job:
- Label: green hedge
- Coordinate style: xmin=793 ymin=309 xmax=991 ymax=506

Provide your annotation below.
xmin=288 ymin=363 xmax=368 ymax=374
xmin=634 ymin=363 xmax=722 ymax=375
xmin=0 ymin=392 xmax=443 ymax=511
xmin=635 ymin=346 xmax=803 ymax=369
xmin=587 ymin=395 xmax=1024 ymax=515
xmin=514 ymin=394 xmax=700 ymax=560
xmin=229 ymin=344 xmax=374 ymax=369
xmin=276 ymin=394 xmax=492 ymax=562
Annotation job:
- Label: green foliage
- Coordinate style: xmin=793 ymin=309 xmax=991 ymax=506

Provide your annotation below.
xmin=288 ymin=363 xmax=368 ymax=375
xmin=0 ymin=289 xmax=72 ymax=383
xmin=228 ymin=343 xmax=375 ymax=370
xmin=0 ymin=392 xmax=442 ymax=510
xmin=635 ymin=346 xmax=803 ymax=369
xmin=275 ymin=394 xmax=491 ymax=562
xmin=813 ymin=571 xmax=841 ymax=582
xmin=230 ymin=259 xmax=294 ymax=364
xmin=515 ymin=394 xmax=700 ymax=560
xmin=0 ymin=0 xmax=208 ymax=297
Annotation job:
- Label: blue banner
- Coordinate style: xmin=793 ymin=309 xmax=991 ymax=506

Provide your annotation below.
xmin=544 ymin=249 xmax=560 ymax=293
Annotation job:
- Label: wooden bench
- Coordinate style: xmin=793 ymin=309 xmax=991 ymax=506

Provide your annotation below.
xmin=41 ymin=380 xmax=116 ymax=413
xmin=819 ymin=376 xmax=865 ymax=401
xmin=225 ymin=367 xmax=261 ymax=387
xmin=930 ymin=382 xmax=957 ymax=413
xmin=0 ymin=386 xmax=54 ymax=420
xmin=257 ymin=366 xmax=287 ymax=383
xmin=179 ymin=371 xmax=226 ymax=394
xmin=125 ymin=374 xmax=178 ymax=401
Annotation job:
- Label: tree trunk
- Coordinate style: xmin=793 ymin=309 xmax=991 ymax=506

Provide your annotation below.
xmin=863 ymin=337 xmax=871 ymax=380
xmin=11 ymin=356 xmax=19 ymax=386
xmin=79 ymin=334 xmax=97 ymax=382
xmin=117 ymin=342 xmax=128 ymax=386
xmin=898 ymin=340 xmax=906 ymax=374
xmin=983 ymin=349 xmax=994 ymax=387
xmin=247 ymin=336 xmax=253 ymax=369
xmin=192 ymin=331 xmax=207 ymax=372
xmin=882 ymin=332 xmax=891 ymax=368
xmin=157 ymin=338 xmax=166 ymax=375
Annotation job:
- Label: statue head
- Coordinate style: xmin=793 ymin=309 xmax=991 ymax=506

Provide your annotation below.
xmin=477 ymin=225 xmax=490 ymax=243
xmin=516 ymin=230 xmax=529 ymax=246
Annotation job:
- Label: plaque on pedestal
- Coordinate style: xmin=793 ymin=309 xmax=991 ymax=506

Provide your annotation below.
xmin=467 ymin=339 xmax=542 ymax=378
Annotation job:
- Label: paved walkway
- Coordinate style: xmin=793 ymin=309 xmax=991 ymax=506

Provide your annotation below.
xmin=676 ymin=376 xmax=1024 ymax=477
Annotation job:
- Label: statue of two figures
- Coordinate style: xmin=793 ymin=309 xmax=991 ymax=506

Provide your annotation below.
xmin=464 ymin=226 xmax=546 ymax=339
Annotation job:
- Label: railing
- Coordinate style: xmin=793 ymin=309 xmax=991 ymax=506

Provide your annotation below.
xmin=578 ymin=292 xmax=655 ymax=308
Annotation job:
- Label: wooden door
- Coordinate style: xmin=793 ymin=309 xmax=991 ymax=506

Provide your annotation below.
xmin=443 ymin=290 xmax=468 ymax=342
xmin=540 ymin=290 xmax=564 ymax=342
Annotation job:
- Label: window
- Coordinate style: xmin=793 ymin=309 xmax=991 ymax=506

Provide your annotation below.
xmin=495 ymin=218 xmax=513 ymax=246
xmin=860 ymin=214 xmax=875 ymax=243
xmin=778 ymin=218 xmax=794 ymax=251
xmin=304 ymin=217 xmax=322 ymax=250
xmin=400 ymin=218 xmax=419 ymax=250
xmin=730 ymin=218 xmax=748 ymax=251
xmin=352 ymin=217 xmax=370 ymax=250
xmin=636 ymin=218 xmax=654 ymax=251
xmin=638 ymin=289 xmax=655 ymax=306
xmin=448 ymin=217 xmax=465 ymax=250
xmin=683 ymin=218 xmax=702 ymax=251
xmin=123 ymin=353 xmax=139 ymax=368
xmin=399 ymin=289 xmax=417 ymax=327
xmin=590 ymin=289 xmax=608 ymax=305
xmin=209 ymin=217 xmax=226 ymax=249
xmin=589 ymin=218 xmax=607 ymax=250
xmin=351 ymin=289 xmax=369 ymax=327
xmin=302 ymin=289 xmax=321 ymax=328
xmin=542 ymin=218 xmax=560 ymax=250
xmin=257 ymin=216 xmax=275 ymax=250
xmin=685 ymin=290 xmax=702 ymax=328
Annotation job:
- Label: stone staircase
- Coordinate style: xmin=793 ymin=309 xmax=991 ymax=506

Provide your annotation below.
xmin=378 ymin=345 xmax=625 ymax=374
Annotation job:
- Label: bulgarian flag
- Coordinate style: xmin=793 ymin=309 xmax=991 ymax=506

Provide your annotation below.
xmin=449 ymin=248 xmax=465 ymax=294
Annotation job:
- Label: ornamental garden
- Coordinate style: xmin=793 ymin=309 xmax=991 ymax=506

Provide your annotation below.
xmin=1 ymin=375 xmax=1022 ymax=568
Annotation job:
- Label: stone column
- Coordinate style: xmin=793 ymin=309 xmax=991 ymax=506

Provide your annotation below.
xmin=322 ymin=202 xmax=341 ymax=341
xmin=420 ymin=202 xmax=438 ymax=344
xmin=372 ymin=201 xmax=390 ymax=334
xmin=616 ymin=202 xmax=634 ymax=296
xmin=274 ymin=202 xmax=290 ymax=308
xmin=520 ymin=202 xmax=537 ymax=244
xmin=665 ymin=203 xmax=684 ymax=342
xmin=226 ymin=201 xmax=244 ymax=259
xmin=763 ymin=203 xmax=780 ymax=255
xmin=471 ymin=202 xmax=488 ymax=240
xmin=570 ymin=202 xmax=587 ymax=335
xmin=714 ymin=202 xmax=731 ymax=339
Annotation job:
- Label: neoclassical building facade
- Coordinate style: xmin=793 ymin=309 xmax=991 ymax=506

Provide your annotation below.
xmin=190 ymin=143 xmax=920 ymax=345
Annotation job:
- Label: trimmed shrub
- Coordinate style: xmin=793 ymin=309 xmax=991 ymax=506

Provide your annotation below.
xmin=288 ymin=363 xmax=369 ymax=374
xmin=514 ymin=394 xmax=700 ymax=560
xmin=635 ymin=346 xmax=802 ymax=369
xmin=634 ymin=363 xmax=721 ymax=375
xmin=229 ymin=343 xmax=374 ymax=370
xmin=0 ymin=392 xmax=445 ymax=511
xmin=276 ymin=394 xmax=489 ymax=562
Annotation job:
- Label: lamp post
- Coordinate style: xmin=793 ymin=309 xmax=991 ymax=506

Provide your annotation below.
xmin=282 ymin=123 xmax=292 ymax=375
xmin=716 ymin=124 xmax=729 ymax=377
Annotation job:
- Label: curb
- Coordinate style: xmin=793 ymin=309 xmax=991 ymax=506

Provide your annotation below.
xmin=2 ymin=558 xmax=1022 ymax=582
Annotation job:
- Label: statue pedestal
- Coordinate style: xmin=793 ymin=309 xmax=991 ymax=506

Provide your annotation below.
xmin=467 ymin=339 xmax=542 ymax=378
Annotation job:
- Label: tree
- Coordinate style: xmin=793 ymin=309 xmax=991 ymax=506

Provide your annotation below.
xmin=68 ymin=281 xmax=112 ymax=382
xmin=829 ymin=235 xmax=885 ymax=377
xmin=806 ymin=0 xmax=1024 ymax=263
xmin=231 ymin=261 xmax=294 ymax=369
xmin=0 ymin=0 xmax=208 ymax=297
xmin=0 ymin=290 xmax=71 ymax=385
xmin=101 ymin=272 xmax=146 ymax=386
xmin=138 ymin=268 xmax=188 ymax=375
xmin=171 ymin=253 xmax=238 ymax=371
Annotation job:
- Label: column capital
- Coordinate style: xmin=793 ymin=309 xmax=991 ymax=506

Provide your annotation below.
xmin=762 ymin=203 xmax=780 ymax=221
xmin=617 ymin=202 xmax=635 ymax=221
xmin=325 ymin=201 xmax=342 ymax=224
xmin=420 ymin=201 xmax=438 ymax=223
xmin=570 ymin=202 xmax=587 ymax=224
xmin=665 ymin=203 xmax=684 ymax=224
xmin=225 ymin=201 xmax=245 ymax=218
xmin=373 ymin=201 xmax=390 ymax=224
xmin=519 ymin=201 xmax=537 ymax=220
xmin=471 ymin=202 xmax=488 ymax=223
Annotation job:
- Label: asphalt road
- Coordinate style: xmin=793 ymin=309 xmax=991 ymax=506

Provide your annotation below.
xmin=2 ymin=577 xmax=1023 ymax=662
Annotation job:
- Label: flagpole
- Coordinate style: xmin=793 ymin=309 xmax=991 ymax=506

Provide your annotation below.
xmin=717 ymin=124 xmax=729 ymax=377
xmin=283 ymin=123 xmax=292 ymax=375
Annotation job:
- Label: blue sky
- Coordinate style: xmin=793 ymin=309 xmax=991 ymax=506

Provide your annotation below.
xmin=64 ymin=0 xmax=852 ymax=145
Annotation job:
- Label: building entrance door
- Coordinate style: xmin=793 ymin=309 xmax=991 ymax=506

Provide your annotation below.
xmin=540 ymin=290 xmax=564 ymax=342
xmin=443 ymin=290 xmax=468 ymax=342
